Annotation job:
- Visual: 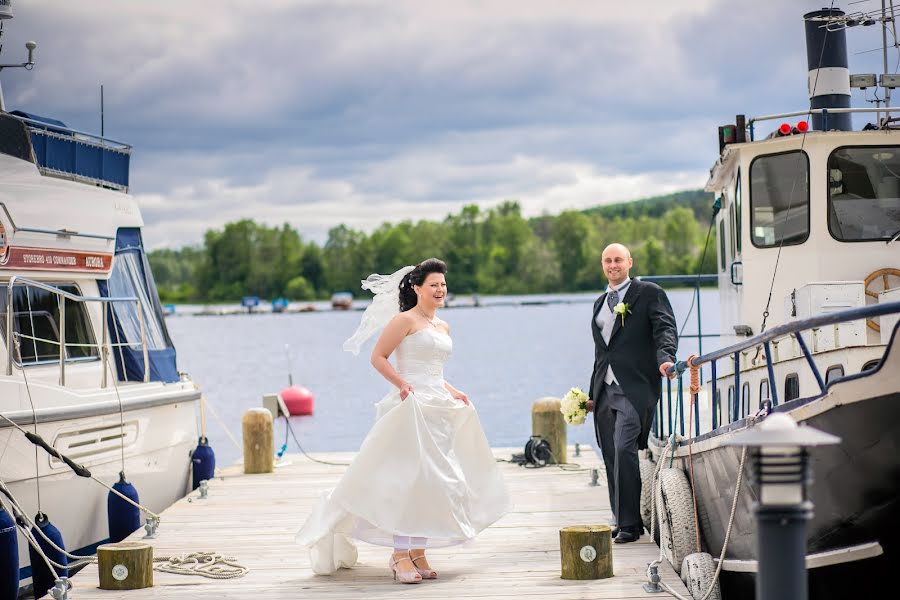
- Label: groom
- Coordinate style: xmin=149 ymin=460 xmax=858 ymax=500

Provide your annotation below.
xmin=587 ymin=243 xmax=677 ymax=544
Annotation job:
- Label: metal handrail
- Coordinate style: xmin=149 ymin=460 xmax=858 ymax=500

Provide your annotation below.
xmin=4 ymin=276 xmax=146 ymax=386
xmin=749 ymin=106 xmax=900 ymax=125
xmin=0 ymin=202 xmax=116 ymax=242
xmin=9 ymin=114 xmax=132 ymax=152
xmin=682 ymin=300 xmax=900 ymax=367
xmin=656 ymin=300 xmax=900 ymax=439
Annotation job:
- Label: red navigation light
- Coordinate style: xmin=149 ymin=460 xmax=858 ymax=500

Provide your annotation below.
xmin=778 ymin=123 xmax=792 ymax=136
xmin=795 ymin=120 xmax=809 ymax=133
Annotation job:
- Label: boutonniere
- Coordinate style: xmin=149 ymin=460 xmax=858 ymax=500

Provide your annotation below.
xmin=613 ymin=302 xmax=632 ymax=326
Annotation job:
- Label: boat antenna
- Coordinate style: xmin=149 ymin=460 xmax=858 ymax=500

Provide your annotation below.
xmin=0 ymin=4 xmax=38 ymax=112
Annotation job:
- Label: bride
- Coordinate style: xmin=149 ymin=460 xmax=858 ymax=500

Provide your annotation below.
xmin=295 ymin=258 xmax=510 ymax=583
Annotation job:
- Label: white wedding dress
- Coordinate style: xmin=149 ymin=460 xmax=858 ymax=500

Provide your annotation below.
xmin=295 ymin=327 xmax=511 ymax=574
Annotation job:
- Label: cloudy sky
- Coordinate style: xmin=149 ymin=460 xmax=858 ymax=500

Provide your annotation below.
xmin=1 ymin=0 xmax=896 ymax=248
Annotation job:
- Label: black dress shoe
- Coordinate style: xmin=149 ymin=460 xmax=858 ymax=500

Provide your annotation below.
xmin=611 ymin=527 xmax=620 ymax=538
xmin=613 ymin=528 xmax=640 ymax=544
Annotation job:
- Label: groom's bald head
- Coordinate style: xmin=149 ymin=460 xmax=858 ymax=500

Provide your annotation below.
xmin=601 ymin=243 xmax=632 ymax=286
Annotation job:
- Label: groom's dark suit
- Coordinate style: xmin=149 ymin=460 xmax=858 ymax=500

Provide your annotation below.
xmin=590 ymin=278 xmax=677 ymax=533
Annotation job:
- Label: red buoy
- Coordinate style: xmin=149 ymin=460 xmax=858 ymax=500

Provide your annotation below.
xmin=280 ymin=385 xmax=314 ymax=416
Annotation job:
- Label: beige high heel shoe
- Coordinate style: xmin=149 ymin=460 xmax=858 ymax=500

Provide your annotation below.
xmin=389 ymin=555 xmax=422 ymax=584
xmin=408 ymin=551 xmax=437 ymax=579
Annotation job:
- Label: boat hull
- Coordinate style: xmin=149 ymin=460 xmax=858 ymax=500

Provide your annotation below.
xmin=3 ymin=395 xmax=198 ymax=581
xmin=648 ymin=337 xmax=900 ymax=598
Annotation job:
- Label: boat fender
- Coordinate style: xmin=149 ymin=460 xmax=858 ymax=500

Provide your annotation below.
xmin=29 ymin=512 xmax=67 ymax=599
xmin=639 ymin=450 xmax=656 ymax=536
xmin=0 ymin=506 xmax=18 ymax=600
xmin=107 ymin=472 xmax=141 ymax=543
xmin=680 ymin=552 xmax=721 ymax=600
xmin=280 ymin=386 xmax=314 ymax=416
xmin=655 ymin=468 xmax=699 ymax=574
xmin=191 ymin=436 xmax=216 ymax=490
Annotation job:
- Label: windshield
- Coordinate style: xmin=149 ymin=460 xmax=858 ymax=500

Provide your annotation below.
xmin=828 ymin=146 xmax=900 ymax=241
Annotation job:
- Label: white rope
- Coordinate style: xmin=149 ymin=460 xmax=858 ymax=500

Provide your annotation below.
xmin=201 ymin=393 xmax=242 ymax=456
xmin=646 ymin=433 xmax=750 ymax=600
xmin=153 ymin=552 xmax=248 ymax=579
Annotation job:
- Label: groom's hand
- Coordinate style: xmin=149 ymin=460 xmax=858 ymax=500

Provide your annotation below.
xmin=659 ymin=362 xmax=676 ymax=380
xmin=586 ymin=399 xmax=594 ymax=412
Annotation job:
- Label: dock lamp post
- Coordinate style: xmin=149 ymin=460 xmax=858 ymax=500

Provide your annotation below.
xmin=725 ymin=413 xmax=839 ymax=600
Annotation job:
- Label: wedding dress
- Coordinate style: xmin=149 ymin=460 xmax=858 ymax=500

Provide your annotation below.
xmin=295 ymin=327 xmax=510 ymax=574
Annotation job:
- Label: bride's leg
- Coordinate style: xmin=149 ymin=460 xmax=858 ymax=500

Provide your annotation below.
xmin=390 ymin=536 xmax=421 ymax=583
xmin=408 ymin=537 xmax=437 ymax=579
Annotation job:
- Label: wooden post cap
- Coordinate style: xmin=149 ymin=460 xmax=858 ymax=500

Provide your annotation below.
xmin=532 ymin=397 xmax=567 ymax=464
xmin=242 ymin=408 xmax=274 ymax=474
xmin=97 ymin=541 xmax=153 ymax=590
xmin=559 ymin=524 xmax=613 ymax=580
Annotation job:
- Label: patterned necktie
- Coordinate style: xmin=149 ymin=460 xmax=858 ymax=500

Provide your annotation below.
xmin=607 ymin=288 xmax=619 ymax=312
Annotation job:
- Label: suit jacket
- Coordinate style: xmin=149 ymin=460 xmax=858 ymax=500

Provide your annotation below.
xmin=589 ymin=278 xmax=677 ymax=448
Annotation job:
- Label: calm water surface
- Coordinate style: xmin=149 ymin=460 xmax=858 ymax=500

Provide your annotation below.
xmin=167 ymin=290 xmax=720 ymax=467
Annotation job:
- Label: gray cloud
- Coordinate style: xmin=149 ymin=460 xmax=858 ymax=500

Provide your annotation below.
xmin=0 ymin=0 xmax=893 ymax=247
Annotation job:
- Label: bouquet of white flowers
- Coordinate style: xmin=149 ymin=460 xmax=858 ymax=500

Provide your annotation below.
xmin=560 ymin=387 xmax=590 ymax=425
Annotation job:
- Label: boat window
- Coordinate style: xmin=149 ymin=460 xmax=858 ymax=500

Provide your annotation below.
xmin=719 ymin=220 xmax=726 ymax=272
xmin=741 ymin=382 xmax=750 ymax=417
xmin=759 ymin=379 xmax=770 ymax=407
xmin=750 ymin=150 xmax=810 ymax=248
xmin=0 ymin=283 xmax=99 ymax=365
xmin=828 ymin=146 xmax=900 ymax=241
xmin=784 ymin=373 xmax=800 ymax=401
xmin=107 ymin=252 xmax=170 ymax=350
xmin=727 ymin=385 xmax=735 ymax=422
xmin=715 ymin=387 xmax=723 ymax=427
xmin=728 ymin=204 xmax=736 ymax=260
xmin=825 ymin=364 xmax=844 ymax=383
xmin=861 ymin=359 xmax=880 ymax=372
xmin=734 ymin=171 xmax=742 ymax=254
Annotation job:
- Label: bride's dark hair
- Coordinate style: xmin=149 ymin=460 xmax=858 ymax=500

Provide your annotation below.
xmin=399 ymin=258 xmax=447 ymax=312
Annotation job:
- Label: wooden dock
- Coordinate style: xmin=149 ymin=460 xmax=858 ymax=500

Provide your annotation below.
xmin=71 ymin=447 xmax=689 ymax=599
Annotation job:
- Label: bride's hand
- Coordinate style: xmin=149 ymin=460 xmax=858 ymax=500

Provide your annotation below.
xmin=399 ymin=382 xmax=413 ymax=400
xmin=452 ymin=390 xmax=470 ymax=405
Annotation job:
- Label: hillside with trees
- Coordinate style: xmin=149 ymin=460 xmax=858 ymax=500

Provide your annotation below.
xmin=148 ymin=189 xmax=717 ymax=302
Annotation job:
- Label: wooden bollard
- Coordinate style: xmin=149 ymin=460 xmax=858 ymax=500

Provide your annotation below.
xmin=97 ymin=541 xmax=153 ymax=590
xmin=559 ymin=525 xmax=613 ymax=580
xmin=532 ymin=397 xmax=566 ymax=464
xmin=242 ymin=408 xmax=274 ymax=474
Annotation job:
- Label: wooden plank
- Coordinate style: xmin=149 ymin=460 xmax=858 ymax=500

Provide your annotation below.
xmin=70 ymin=447 xmax=689 ymax=599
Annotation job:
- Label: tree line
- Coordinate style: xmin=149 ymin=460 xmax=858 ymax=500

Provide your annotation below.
xmin=148 ymin=189 xmax=717 ymax=302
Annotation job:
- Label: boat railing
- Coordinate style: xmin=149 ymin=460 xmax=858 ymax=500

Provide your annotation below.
xmin=4 ymin=276 xmax=148 ymax=387
xmin=654 ymin=300 xmax=900 ymax=440
xmin=747 ymin=106 xmax=900 ymax=140
xmin=7 ymin=113 xmax=132 ymax=192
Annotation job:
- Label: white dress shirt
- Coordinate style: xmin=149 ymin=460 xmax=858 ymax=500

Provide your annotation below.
xmin=595 ymin=277 xmax=632 ymax=385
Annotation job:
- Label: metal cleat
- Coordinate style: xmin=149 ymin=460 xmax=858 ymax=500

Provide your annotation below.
xmin=143 ymin=515 xmax=160 ymax=539
xmin=49 ymin=577 xmax=72 ymax=600
xmin=642 ymin=563 xmax=663 ymax=593
xmin=199 ymin=479 xmax=209 ymax=499
xmin=589 ymin=468 xmax=599 ymax=486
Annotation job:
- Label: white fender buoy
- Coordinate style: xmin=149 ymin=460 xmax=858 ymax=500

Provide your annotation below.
xmin=655 ymin=467 xmax=698 ymax=574
xmin=680 ymin=552 xmax=722 ymax=600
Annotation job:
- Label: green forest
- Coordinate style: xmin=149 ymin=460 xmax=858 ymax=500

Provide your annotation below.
xmin=148 ymin=189 xmax=717 ymax=302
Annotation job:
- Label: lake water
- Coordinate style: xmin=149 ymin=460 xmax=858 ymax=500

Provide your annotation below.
xmin=166 ymin=289 xmax=721 ymax=467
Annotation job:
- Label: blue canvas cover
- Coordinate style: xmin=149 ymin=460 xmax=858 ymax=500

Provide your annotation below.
xmin=98 ymin=228 xmax=178 ymax=382
xmin=10 ymin=109 xmax=130 ymax=187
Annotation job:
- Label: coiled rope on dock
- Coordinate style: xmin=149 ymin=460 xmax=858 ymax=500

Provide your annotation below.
xmin=153 ymin=552 xmax=248 ymax=579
